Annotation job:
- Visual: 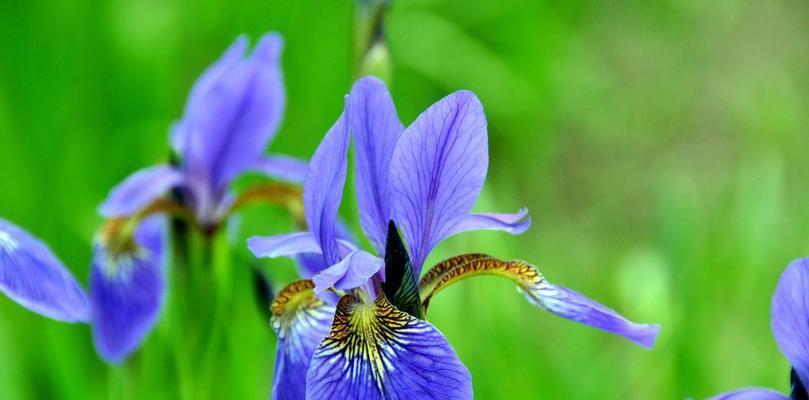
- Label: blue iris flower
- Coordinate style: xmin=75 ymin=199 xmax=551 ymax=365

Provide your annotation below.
xmin=100 ymin=32 xmax=305 ymax=228
xmin=709 ymin=258 xmax=809 ymax=400
xmin=0 ymin=32 xmax=302 ymax=364
xmin=249 ymin=77 xmax=660 ymax=400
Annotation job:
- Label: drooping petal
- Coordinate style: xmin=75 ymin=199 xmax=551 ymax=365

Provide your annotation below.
xmin=90 ymin=217 xmax=166 ymax=363
xmin=303 ymin=103 xmax=351 ymax=265
xmin=349 ymin=77 xmax=404 ymax=253
xmin=772 ymin=258 xmax=809 ymax=387
xmin=270 ymin=280 xmax=335 ymax=400
xmin=247 ymin=232 xmax=321 ymax=259
xmin=250 ymin=154 xmax=308 ymax=184
xmin=531 ymin=279 xmax=660 ymax=349
xmin=448 ymin=208 xmax=532 ymax=237
xmin=420 ymin=255 xmax=660 ymax=349
xmin=305 ymin=294 xmax=472 ymax=400
xmin=708 ymin=388 xmax=788 ymax=400
xmin=390 ymin=91 xmax=488 ymax=274
xmin=311 ymin=250 xmax=383 ymax=294
xmin=0 ymin=218 xmax=90 ymax=323
xmin=176 ymin=33 xmax=286 ymax=192
xmin=99 ymin=165 xmax=184 ymax=217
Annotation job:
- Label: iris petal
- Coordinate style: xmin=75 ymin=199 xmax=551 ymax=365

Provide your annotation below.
xmin=250 ymin=154 xmax=308 ymax=184
xmin=270 ymin=280 xmax=334 ymax=400
xmin=174 ymin=35 xmax=248 ymax=176
xmin=99 ymin=165 xmax=184 ymax=217
xmin=248 ymin=232 xmax=321 ymax=259
xmin=247 ymin=233 xmax=357 ymax=262
xmin=708 ymin=388 xmax=788 ymax=400
xmin=305 ymin=294 xmax=472 ymax=400
xmin=303 ymin=102 xmax=351 ymax=265
xmin=90 ymin=217 xmax=166 ymax=363
xmin=176 ymin=33 xmax=287 ymax=193
xmin=420 ymin=254 xmax=660 ymax=349
xmin=311 ymin=250 xmax=383 ymax=294
xmin=389 ymin=91 xmax=488 ymax=275
xmin=772 ymin=258 xmax=809 ymax=387
xmin=0 ymin=218 xmax=90 ymax=322
xmin=449 ymin=208 xmax=532 ymax=237
xmin=172 ymin=35 xmax=248 ymax=156
xmin=208 ymin=33 xmax=287 ymax=190
xmin=349 ymin=77 xmax=404 ymax=254
xmin=531 ymin=279 xmax=660 ymax=349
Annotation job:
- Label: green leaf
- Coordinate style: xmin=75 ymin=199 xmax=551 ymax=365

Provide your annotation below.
xmin=381 ymin=220 xmax=423 ymax=319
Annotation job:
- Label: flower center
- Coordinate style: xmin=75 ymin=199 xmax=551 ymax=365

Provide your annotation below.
xmin=0 ymin=229 xmax=18 ymax=252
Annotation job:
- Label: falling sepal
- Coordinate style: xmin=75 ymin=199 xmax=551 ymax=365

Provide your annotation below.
xmin=420 ymin=254 xmax=660 ymax=349
xmin=381 ymin=221 xmax=422 ymax=319
xmin=305 ymin=292 xmax=472 ymax=400
xmin=90 ymin=216 xmax=166 ymax=363
xmin=270 ymin=280 xmax=335 ymax=400
xmin=0 ymin=218 xmax=90 ymax=322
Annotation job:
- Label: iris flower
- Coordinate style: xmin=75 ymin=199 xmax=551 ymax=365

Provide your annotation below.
xmin=99 ymin=32 xmax=304 ymax=230
xmin=249 ymin=77 xmax=660 ymax=399
xmin=709 ymin=258 xmax=809 ymax=400
xmin=0 ymin=216 xmax=163 ymax=363
xmin=0 ymin=32 xmax=301 ymax=364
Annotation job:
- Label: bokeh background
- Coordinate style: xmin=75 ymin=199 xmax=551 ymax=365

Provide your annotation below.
xmin=1 ymin=0 xmax=809 ymax=398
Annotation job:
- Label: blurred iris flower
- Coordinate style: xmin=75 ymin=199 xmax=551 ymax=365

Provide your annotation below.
xmin=0 ymin=32 xmax=303 ymax=364
xmin=248 ymin=77 xmax=660 ymax=399
xmin=100 ymin=32 xmax=304 ymax=230
xmin=0 ymin=216 xmax=163 ymax=363
xmin=710 ymin=258 xmax=809 ymax=400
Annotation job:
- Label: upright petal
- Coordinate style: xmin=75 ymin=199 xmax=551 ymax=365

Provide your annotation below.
xmin=349 ymin=77 xmax=404 ymax=253
xmin=419 ymin=255 xmax=660 ymax=349
xmin=271 ymin=280 xmax=335 ymax=400
xmin=311 ymin=250 xmax=383 ymax=294
xmin=99 ymin=165 xmax=184 ymax=217
xmin=390 ymin=91 xmax=488 ymax=274
xmin=250 ymin=154 xmax=308 ymax=184
xmin=208 ymin=33 xmax=287 ymax=189
xmin=306 ymin=294 xmax=472 ymax=400
xmin=0 ymin=218 xmax=89 ymax=322
xmin=304 ymin=104 xmax=351 ymax=265
xmin=172 ymin=35 xmax=249 ymax=159
xmin=708 ymin=388 xmax=788 ymax=400
xmin=772 ymin=258 xmax=809 ymax=387
xmin=177 ymin=33 xmax=286 ymax=192
xmin=90 ymin=217 xmax=166 ymax=363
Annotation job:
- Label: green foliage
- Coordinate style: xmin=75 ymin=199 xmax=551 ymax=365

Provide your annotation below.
xmin=1 ymin=0 xmax=808 ymax=399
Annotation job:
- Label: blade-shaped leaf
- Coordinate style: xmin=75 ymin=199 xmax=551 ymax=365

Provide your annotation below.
xmin=381 ymin=220 xmax=422 ymax=319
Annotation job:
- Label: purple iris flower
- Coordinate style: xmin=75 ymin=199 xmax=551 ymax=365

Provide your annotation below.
xmin=710 ymin=258 xmax=809 ymax=400
xmin=99 ymin=32 xmax=305 ymax=228
xmin=0 ymin=216 xmax=164 ymax=363
xmin=249 ymin=76 xmax=660 ymax=399
xmin=0 ymin=32 xmax=297 ymax=365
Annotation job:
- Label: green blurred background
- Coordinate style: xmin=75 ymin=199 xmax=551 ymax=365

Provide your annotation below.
xmin=1 ymin=0 xmax=808 ymax=398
